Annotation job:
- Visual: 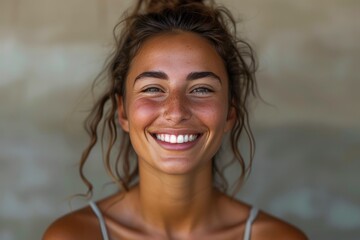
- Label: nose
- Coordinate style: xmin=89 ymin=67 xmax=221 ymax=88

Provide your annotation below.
xmin=163 ymin=91 xmax=191 ymax=123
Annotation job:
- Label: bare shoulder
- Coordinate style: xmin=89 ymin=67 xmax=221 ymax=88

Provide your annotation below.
xmin=253 ymin=210 xmax=308 ymax=240
xmin=42 ymin=206 xmax=100 ymax=240
xmin=215 ymin=195 xmax=307 ymax=240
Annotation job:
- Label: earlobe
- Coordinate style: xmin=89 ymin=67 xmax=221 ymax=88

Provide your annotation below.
xmin=224 ymin=106 xmax=236 ymax=133
xmin=117 ymin=96 xmax=129 ymax=132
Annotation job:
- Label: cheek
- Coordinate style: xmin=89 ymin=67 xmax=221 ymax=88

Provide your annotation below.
xmin=128 ymin=98 xmax=159 ymax=125
xmin=193 ymin=100 xmax=228 ymax=128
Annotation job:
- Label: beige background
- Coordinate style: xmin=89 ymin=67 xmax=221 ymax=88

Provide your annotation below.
xmin=1 ymin=0 xmax=359 ymax=239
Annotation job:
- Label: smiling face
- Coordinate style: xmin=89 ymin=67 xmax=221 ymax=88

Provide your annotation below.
xmin=118 ymin=32 xmax=235 ymax=175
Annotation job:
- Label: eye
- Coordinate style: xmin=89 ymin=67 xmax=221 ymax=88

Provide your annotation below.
xmin=191 ymin=87 xmax=213 ymax=95
xmin=142 ymin=87 xmax=164 ymax=93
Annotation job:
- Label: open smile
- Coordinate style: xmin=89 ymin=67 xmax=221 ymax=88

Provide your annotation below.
xmin=153 ymin=133 xmax=200 ymax=144
xmin=149 ymin=132 xmax=203 ymax=150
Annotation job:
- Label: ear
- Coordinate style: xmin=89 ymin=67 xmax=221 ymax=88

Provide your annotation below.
xmin=117 ymin=96 xmax=129 ymax=132
xmin=224 ymin=106 xmax=236 ymax=133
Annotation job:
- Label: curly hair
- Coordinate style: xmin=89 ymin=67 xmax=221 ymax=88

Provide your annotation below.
xmin=79 ymin=0 xmax=258 ymax=198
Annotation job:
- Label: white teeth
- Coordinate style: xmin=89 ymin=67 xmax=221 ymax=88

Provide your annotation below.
xmin=155 ymin=134 xmax=198 ymax=144
xmin=189 ymin=135 xmax=195 ymax=141
xmin=170 ymin=135 xmax=177 ymax=143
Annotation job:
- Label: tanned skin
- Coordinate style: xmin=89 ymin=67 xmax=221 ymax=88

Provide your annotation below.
xmin=43 ymin=33 xmax=307 ymax=240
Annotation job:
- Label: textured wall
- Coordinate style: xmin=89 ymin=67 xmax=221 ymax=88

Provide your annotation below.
xmin=0 ymin=0 xmax=359 ymax=239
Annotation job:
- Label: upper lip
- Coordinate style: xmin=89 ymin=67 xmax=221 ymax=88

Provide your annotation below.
xmin=148 ymin=128 xmax=203 ymax=135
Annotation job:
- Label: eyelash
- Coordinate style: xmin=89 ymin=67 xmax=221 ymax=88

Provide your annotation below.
xmin=141 ymin=86 xmax=214 ymax=95
xmin=142 ymin=87 xmax=163 ymax=93
xmin=191 ymin=87 xmax=213 ymax=94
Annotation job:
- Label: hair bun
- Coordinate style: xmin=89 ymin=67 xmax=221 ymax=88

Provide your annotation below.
xmin=136 ymin=0 xmax=206 ymax=14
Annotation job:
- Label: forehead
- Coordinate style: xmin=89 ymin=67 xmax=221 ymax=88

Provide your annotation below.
xmin=128 ymin=32 xmax=227 ymax=78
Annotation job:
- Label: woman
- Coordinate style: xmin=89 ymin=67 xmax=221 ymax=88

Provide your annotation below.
xmin=44 ymin=0 xmax=307 ymax=239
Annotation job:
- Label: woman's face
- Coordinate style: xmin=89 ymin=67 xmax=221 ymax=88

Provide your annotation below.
xmin=118 ymin=32 xmax=235 ymax=175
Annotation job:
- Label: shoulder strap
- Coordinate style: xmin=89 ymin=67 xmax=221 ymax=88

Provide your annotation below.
xmin=89 ymin=201 xmax=110 ymax=240
xmin=243 ymin=207 xmax=259 ymax=240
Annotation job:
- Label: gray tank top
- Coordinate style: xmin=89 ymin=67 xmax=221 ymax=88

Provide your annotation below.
xmin=89 ymin=201 xmax=259 ymax=240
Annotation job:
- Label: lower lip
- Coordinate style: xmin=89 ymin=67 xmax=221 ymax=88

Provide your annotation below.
xmin=152 ymin=135 xmax=201 ymax=151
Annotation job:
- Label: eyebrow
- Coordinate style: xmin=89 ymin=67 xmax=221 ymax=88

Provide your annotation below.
xmin=134 ymin=71 xmax=222 ymax=85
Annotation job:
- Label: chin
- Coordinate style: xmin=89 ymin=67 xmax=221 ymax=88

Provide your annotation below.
xmin=159 ymin=158 xmax=198 ymax=174
xmin=145 ymin=156 xmax=207 ymax=175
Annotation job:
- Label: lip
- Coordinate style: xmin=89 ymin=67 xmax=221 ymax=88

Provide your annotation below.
xmin=149 ymin=131 xmax=202 ymax=151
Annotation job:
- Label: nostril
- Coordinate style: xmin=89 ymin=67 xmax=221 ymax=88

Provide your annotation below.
xmin=163 ymin=107 xmax=191 ymax=121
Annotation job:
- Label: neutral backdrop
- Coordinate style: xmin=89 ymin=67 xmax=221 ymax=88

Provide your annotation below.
xmin=1 ymin=0 xmax=359 ymax=239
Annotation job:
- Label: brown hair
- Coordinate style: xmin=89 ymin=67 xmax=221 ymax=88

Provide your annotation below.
xmin=79 ymin=0 xmax=258 ymax=198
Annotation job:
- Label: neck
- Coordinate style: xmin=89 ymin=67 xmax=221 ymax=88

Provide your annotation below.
xmin=134 ymin=160 xmax=219 ymax=236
